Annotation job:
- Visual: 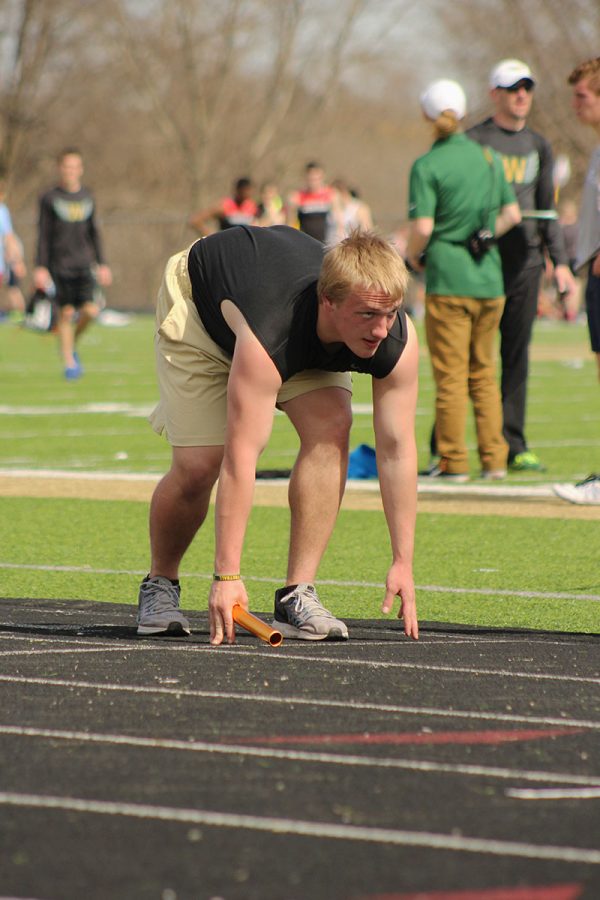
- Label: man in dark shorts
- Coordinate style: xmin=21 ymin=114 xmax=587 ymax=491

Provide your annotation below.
xmin=34 ymin=148 xmax=112 ymax=379
xmin=138 ymin=226 xmax=419 ymax=644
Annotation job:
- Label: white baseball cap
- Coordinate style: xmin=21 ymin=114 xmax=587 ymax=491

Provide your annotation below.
xmin=489 ymin=59 xmax=536 ymax=89
xmin=420 ymin=79 xmax=466 ymax=121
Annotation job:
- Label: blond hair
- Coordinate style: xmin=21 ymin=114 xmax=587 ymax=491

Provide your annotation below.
xmin=318 ymin=230 xmax=409 ymax=305
xmin=568 ymin=57 xmax=600 ymax=95
xmin=434 ymin=110 xmax=460 ymax=139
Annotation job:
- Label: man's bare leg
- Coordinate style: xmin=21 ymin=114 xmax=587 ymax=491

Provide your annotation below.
xmin=281 ymin=387 xmax=352 ymax=584
xmin=56 ymin=305 xmax=77 ymax=369
xmin=149 ymin=444 xmax=223 ymax=579
xmin=74 ymin=300 xmax=99 ymax=342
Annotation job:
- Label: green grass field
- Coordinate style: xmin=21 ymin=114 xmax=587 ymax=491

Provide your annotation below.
xmin=0 ymin=313 xmax=598 ymax=634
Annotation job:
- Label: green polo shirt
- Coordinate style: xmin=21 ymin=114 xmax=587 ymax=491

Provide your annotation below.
xmin=409 ymin=133 xmax=516 ymax=298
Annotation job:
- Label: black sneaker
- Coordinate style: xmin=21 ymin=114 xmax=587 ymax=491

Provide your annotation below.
xmin=272 ymin=583 xmax=348 ymax=641
xmin=419 ymin=463 xmax=469 ymax=483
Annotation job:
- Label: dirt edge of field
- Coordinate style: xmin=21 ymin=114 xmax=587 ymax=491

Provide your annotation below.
xmin=1 ymin=474 xmax=598 ymax=520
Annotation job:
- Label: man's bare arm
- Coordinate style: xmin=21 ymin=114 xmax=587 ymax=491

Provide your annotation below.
xmin=372 ymin=315 xmax=419 ymax=639
xmin=209 ymin=303 xmax=282 ymax=644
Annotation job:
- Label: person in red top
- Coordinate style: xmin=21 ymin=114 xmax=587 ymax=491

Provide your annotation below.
xmin=287 ymin=161 xmax=337 ymax=243
xmin=188 ymin=178 xmax=258 ymax=236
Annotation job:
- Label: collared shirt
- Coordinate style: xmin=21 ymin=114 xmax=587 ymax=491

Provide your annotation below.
xmin=409 ymin=132 xmax=515 ymax=297
xmin=575 ymin=145 xmax=600 ymax=271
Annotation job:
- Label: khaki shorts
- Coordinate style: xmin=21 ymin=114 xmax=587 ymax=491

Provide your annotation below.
xmin=149 ymin=246 xmax=352 ymax=446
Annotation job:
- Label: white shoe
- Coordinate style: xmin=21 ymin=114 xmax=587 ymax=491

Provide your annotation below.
xmin=481 ymin=469 xmax=507 ymax=481
xmin=552 ymin=475 xmax=600 ymax=506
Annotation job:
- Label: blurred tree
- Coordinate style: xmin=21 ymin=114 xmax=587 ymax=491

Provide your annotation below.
xmin=1 ymin=0 xmax=598 ymax=308
xmin=0 ymin=0 xmax=100 ymax=191
xmin=104 ymin=0 xmax=414 ymax=208
xmin=433 ymin=0 xmax=600 ymax=189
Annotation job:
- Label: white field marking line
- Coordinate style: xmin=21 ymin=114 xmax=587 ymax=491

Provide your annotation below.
xmin=0 ymin=632 xmax=595 ymax=683
xmin=506 ymin=786 xmax=600 ymax=800
xmin=0 ymin=403 xmax=154 ymax=416
xmin=0 ymin=631 xmax=558 ymax=650
xmin=1 ymin=792 xmax=599 ymax=863
xmin=0 ymin=633 xmax=129 ymax=643
xmin=189 ymin=646 xmax=600 ymax=684
xmin=0 ymin=646 xmax=151 ymax=657
xmin=1 ymin=560 xmax=599 ymax=604
xmin=0 ymin=467 xmax=559 ymax=499
xmin=0 ymin=624 xmax=595 ymax=648
xmin=0 ymin=724 xmax=598 ymax=787
xmin=0 ymin=469 xmax=160 ymax=482
xmin=0 ymin=674 xmax=598 ymax=731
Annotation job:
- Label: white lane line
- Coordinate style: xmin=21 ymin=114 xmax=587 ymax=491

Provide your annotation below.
xmin=1 ymin=792 xmax=599 ymax=863
xmin=0 ymin=632 xmax=518 ymax=647
xmin=0 ymin=724 xmax=597 ymax=787
xmin=0 ymin=634 xmax=131 ymax=646
xmin=0 ymin=629 xmax=591 ymax=650
xmin=0 ymin=635 xmax=595 ymax=683
xmin=0 ymin=646 xmax=149 ymax=657
xmin=1 ymin=560 xmax=599 ymax=603
xmin=0 ymin=404 xmax=154 ymax=417
xmin=506 ymin=787 xmax=600 ymax=800
xmin=0 ymin=674 xmax=598 ymax=730
xmin=178 ymin=647 xmax=600 ymax=684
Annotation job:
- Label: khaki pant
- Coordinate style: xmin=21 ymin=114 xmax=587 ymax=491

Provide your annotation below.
xmin=425 ymin=293 xmax=508 ymax=474
xmin=150 ymin=246 xmax=351 ymax=446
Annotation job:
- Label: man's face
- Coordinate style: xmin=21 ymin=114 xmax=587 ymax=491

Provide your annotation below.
xmin=572 ymin=77 xmax=600 ymax=128
xmin=323 ymin=287 xmax=400 ymax=358
xmin=492 ymin=81 xmax=534 ymax=124
xmin=59 ymin=154 xmax=84 ymax=191
xmin=306 ymin=167 xmax=324 ymax=191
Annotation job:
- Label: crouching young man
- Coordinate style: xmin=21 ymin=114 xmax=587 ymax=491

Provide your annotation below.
xmin=138 ymin=225 xmax=419 ymax=644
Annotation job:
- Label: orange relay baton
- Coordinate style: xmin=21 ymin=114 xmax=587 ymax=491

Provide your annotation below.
xmin=232 ymin=605 xmax=283 ymax=647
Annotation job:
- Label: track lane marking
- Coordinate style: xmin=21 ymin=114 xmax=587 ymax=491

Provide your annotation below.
xmin=0 ymin=627 xmax=594 ymax=649
xmin=1 ymin=791 xmax=599 ymax=863
xmin=1 ymin=725 xmax=598 ymax=785
xmin=0 ymin=674 xmax=598 ymax=730
xmin=0 ymin=637 xmax=597 ymax=683
xmin=234 ymin=728 xmax=583 ymax=747
xmin=506 ymin=787 xmax=600 ymax=800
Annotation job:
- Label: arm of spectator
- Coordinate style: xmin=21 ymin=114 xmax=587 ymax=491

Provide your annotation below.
xmin=406 ymin=217 xmax=433 ymax=271
xmin=188 ymin=203 xmax=222 ymax=236
xmin=4 ymin=232 xmax=26 ymax=279
xmin=494 ymin=201 xmax=521 ymax=238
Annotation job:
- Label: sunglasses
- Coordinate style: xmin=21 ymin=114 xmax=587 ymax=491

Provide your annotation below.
xmin=504 ymin=81 xmax=534 ymax=93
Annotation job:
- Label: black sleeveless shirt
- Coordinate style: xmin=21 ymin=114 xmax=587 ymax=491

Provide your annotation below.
xmin=187 ymin=225 xmax=407 ymax=382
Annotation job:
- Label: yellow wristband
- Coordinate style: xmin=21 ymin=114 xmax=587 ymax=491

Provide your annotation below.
xmin=213 ymin=573 xmax=241 ymax=582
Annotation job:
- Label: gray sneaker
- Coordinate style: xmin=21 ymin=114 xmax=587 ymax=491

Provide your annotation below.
xmin=272 ymin=583 xmax=348 ymax=641
xmin=137 ymin=575 xmax=191 ymax=636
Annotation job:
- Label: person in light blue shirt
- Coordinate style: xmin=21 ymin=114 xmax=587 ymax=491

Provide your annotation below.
xmin=0 ymin=203 xmax=13 ymax=280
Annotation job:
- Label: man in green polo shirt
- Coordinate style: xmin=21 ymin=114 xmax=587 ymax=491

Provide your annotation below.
xmin=407 ymin=78 xmax=521 ymax=481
